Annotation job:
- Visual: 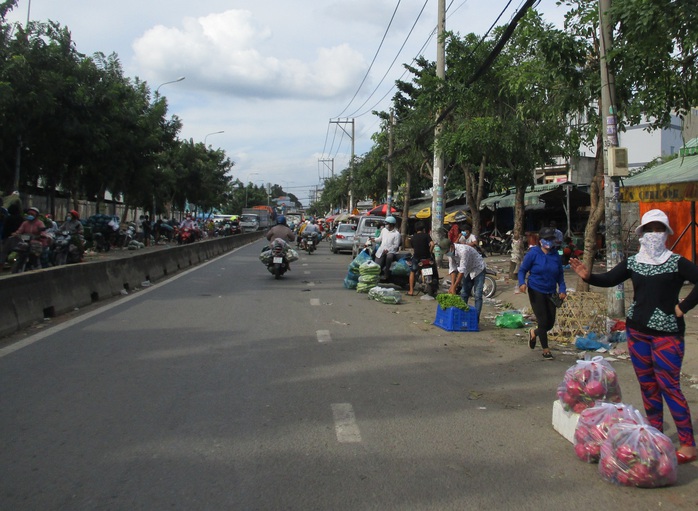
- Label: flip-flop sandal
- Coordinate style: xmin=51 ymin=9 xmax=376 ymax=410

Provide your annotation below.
xmin=676 ymin=451 xmax=698 ymax=464
xmin=529 ymin=329 xmax=537 ymax=350
xmin=542 ymin=351 xmax=554 ymax=360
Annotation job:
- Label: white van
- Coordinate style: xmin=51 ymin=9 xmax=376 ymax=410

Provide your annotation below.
xmin=351 ymin=216 xmax=388 ymax=258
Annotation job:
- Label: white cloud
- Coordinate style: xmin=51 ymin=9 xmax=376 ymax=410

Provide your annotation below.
xmin=133 ymin=10 xmax=366 ymax=100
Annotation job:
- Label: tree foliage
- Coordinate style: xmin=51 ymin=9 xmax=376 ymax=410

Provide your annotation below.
xmin=0 ymin=2 xmax=235 ymax=218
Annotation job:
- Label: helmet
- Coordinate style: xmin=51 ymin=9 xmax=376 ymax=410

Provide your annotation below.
xmin=538 ymin=227 xmax=556 ymax=240
xmin=385 ymin=216 xmax=397 ymax=225
xmin=277 ymin=215 xmax=286 ymax=225
xmin=69 ymin=209 xmax=79 ymax=220
xmin=27 ymin=206 xmax=39 ymax=216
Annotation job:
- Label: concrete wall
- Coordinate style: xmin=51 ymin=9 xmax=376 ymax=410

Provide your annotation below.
xmin=0 ymin=232 xmax=265 ymax=339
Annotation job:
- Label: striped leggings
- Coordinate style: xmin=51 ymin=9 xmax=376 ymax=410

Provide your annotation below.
xmin=627 ymin=326 xmax=696 ymax=447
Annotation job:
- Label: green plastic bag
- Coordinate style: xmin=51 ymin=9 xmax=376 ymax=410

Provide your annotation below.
xmin=495 ymin=312 xmax=525 ymax=329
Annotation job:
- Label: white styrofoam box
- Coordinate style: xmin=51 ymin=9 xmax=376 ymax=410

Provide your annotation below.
xmin=552 ymin=400 xmax=580 ymax=444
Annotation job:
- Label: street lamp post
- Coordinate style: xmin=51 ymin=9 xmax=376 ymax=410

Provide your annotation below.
xmin=155 ymin=76 xmax=185 ymax=95
xmin=204 ymin=131 xmax=224 ymax=146
xmin=152 ymin=77 xmax=185 ymax=216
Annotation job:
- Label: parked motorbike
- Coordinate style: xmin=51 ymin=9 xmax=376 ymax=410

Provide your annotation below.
xmin=11 ymin=234 xmax=43 ymax=274
xmin=479 ymin=230 xmax=511 ymax=256
xmin=413 ymin=256 xmax=439 ymax=296
xmin=483 ymin=267 xmax=498 ymax=298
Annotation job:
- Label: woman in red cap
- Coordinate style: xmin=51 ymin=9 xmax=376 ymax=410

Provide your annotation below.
xmin=60 ymin=210 xmax=83 ymax=235
xmin=571 ymin=209 xmax=698 ymax=464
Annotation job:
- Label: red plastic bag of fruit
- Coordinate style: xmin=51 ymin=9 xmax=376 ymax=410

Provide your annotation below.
xmin=557 ymin=356 xmax=622 ymax=414
xmin=599 ymin=422 xmax=678 ymax=488
xmin=574 ymin=402 xmax=648 ymax=463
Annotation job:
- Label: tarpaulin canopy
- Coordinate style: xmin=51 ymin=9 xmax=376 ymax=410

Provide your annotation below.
xmin=480 ymin=183 xmax=589 ymax=211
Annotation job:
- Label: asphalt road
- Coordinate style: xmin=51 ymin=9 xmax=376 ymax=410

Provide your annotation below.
xmin=1 ymin=239 xmax=697 ymax=510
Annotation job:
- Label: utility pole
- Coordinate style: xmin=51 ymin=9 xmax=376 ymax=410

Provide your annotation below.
xmin=329 ymin=118 xmax=355 ymax=212
xmin=318 ymin=158 xmax=334 ymax=180
xmin=599 ymin=0 xmax=625 ymax=317
xmin=387 ymin=110 xmax=394 ymax=213
xmin=431 ymin=0 xmax=446 ymax=243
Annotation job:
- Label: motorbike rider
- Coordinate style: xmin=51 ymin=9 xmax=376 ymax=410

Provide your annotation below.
xmin=12 ymin=207 xmax=46 ymax=238
xmin=60 ymin=209 xmax=83 ymax=235
xmin=266 ymin=215 xmax=296 ymax=270
xmin=178 ymin=213 xmax=199 ymax=242
xmin=374 ymin=216 xmax=401 ymax=281
xmin=408 ymin=221 xmax=436 ymax=296
xmin=302 ymin=219 xmax=321 ymax=247
xmin=12 ymin=206 xmax=48 ymax=270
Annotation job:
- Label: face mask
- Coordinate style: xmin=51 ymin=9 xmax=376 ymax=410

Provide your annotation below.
xmin=540 ymin=239 xmax=554 ymax=250
xmin=26 ymin=215 xmax=35 ymax=221
xmin=66 ymin=215 xmax=72 ymax=221
xmin=636 ymin=232 xmax=671 ymax=265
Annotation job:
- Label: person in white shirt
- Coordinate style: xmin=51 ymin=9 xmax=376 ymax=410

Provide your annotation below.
xmin=374 ymin=216 xmax=401 ymax=280
xmin=448 ymin=235 xmax=487 ymax=320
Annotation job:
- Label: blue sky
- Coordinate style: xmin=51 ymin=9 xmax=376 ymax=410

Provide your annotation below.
xmin=8 ymin=0 xmax=567 ymax=205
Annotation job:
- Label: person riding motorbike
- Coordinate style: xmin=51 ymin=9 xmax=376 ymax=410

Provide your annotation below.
xmin=266 ymin=215 xmax=296 ymax=270
xmin=374 ymin=216 xmax=401 ymax=281
xmin=12 ymin=207 xmax=46 ymax=238
xmin=178 ymin=214 xmax=200 ymax=243
xmin=302 ymin=219 xmax=321 ymax=247
xmin=11 ymin=207 xmax=48 ymax=271
xmin=59 ymin=209 xmax=83 ymax=235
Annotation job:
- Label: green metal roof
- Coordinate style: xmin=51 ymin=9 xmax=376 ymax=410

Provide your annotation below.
xmin=623 ymin=159 xmax=698 ymax=186
xmin=480 ymin=183 xmax=562 ymax=210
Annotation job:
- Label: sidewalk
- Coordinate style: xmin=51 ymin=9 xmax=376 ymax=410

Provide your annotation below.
xmin=478 ymin=256 xmax=698 ymax=385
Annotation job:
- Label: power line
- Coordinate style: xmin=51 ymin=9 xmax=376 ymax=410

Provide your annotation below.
xmin=334 ymin=0 xmax=403 ymax=118
xmin=346 ymin=0 xmax=431 ymax=119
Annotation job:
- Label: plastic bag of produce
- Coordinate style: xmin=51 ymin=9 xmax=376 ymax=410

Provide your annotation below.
xmin=557 ymin=356 xmax=622 ymax=413
xmin=358 ymin=274 xmax=380 ymax=284
xmin=368 ymin=286 xmax=402 ymax=304
xmin=356 ymin=282 xmax=374 ymax=293
xmin=349 ymin=249 xmax=372 ymax=273
xmin=389 ymin=257 xmax=411 ymax=276
xmin=494 ymin=312 xmax=524 ymax=329
xmin=359 ymin=260 xmax=381 ymax=276
xmin=599 ymin=423 xmax=677 ymax=488
xmin=343 ymin=272 xmax=359 ymax=289
xmin=286 ymin=248 xmax=299 ymax=262
xmin=574 ymin=402 xmax=648 ymax=463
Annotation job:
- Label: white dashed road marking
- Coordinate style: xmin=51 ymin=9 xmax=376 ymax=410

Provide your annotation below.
xmin=316 ymin=330 xmax=332 ymax=343
xmin=310 ymin=298 xmax=321 ymax=306
xmin=331 ymin=403 xmax=362 ymax=443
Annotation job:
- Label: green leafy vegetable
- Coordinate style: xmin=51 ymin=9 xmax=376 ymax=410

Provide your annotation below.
xmin=436 ymin=294 xmax=469 ymax=311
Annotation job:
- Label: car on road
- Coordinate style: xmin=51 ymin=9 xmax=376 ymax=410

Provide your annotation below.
xmin=330 ymin=223 xmax=356 ymax=254
xmin=351 ymin=215 xmax=387 ymax=258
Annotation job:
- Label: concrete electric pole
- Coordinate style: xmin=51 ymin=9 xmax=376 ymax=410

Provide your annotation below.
xmin=330 ymin=118 xmax=355 ymax=212
xmin=431 ymin=0 xmax=446 ymax=243
xmin=599 ymin=0 xmax=625 ymax=317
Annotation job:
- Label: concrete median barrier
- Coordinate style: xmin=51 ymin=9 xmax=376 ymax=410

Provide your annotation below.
xmin=0 ymin=232 xmax=264 ymax=339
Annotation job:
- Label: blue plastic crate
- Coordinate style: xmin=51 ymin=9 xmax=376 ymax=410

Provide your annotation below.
xmin=433 ymin=304 xmax=479 ymax=332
